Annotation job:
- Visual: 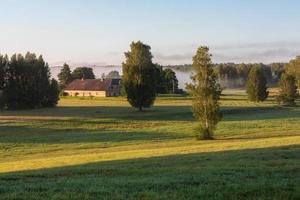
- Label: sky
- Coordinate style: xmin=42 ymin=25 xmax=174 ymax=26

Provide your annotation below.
xmin=0 ymin=0 xmax=300 ymax=66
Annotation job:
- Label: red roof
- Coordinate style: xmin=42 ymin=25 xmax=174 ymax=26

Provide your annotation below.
xmin=65 ymin=79 xmax=114 ymax=91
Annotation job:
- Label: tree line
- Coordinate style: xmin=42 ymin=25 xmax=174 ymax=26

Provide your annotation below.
xmin=167 ymin=63 xmax=285 ymax=88
xmin=121 ymin=41 xmax=299 ymax=140
xmin=57 ymin=64 xmax=96 ymax=90
xmin=0 ymin=53 xmax=59 ymax=109
xmin=0 ymin=42 xmax=299 ymax=140
xmin=58 ymin=62 xmax=179 ymax=94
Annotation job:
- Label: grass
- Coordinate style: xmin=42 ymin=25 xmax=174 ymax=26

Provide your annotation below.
xmin=0 ymin=89 xmax=299 ymax=199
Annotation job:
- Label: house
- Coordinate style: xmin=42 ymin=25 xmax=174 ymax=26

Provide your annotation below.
xmin=64 ymin=79 xmax=121 ymax=97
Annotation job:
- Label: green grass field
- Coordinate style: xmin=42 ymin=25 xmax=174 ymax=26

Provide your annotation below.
xmin=0 ymin=90 xmax=299 ymax=200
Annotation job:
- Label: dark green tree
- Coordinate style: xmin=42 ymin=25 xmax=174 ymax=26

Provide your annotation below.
xmin=0 ymin=55 xmax=8 ymax=89
xmin=122 ymin=41 xmax=157 ymax=111
xmin=0 ymin=55 xmax=8 ymax=107
xmin=58 ymin=63 xmax=73 ymax=89
xmin=187 ymin=46 xmax=222 ymax=140
xmin=44 ymin=79 xmax=60 ymax=107
xmin=72 ymin=67 xmax=95 ymax=79
xmin=246 ymin=65 xmax=269 ymax=102
xmin=1 ymin=52 xmax=59 ymax=109
xmin=154 ymin=64 xmax=166 ymax=94
xmin=276 ymin=73 xmax=298 ymax=106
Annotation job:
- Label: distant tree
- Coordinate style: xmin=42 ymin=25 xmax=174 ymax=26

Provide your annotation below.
xmin=246 ymin=65 xmax=269 ymax=102
xmin=269 ymin=63 xmax=285 ymax=83
xmin=106 ymin=70 xmax=121 ymax=79
xmin=260 ymin=64 xmax=273 ymax=85
xmin=154 ymin=64 xmax=166 ymax=94
xmin=164 ymin=68 xmax=178 ymax=94
xmin=154 ymin=65 xmax=178 ymax=94
xmin=187 ymin=46 xmax=222 ymax=140
xmin=285 ymin=56 xmax=300 ymax=88
xmin=276 ymin=73 xmax=298 ymax=106
xmin=57 ymin=63 xmax=73 ymax=89
xmin=72 ymin=67 xmax=95 ymax=80
xmin=122 ymin=41 xmax=157 ymax=111
xmin=215 ymin=63 xmax=239 ymax=88
xmin=1 ymin=52 xmax=59 ymax=109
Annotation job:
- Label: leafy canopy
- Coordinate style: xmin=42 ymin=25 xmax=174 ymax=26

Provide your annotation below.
xmin=285 ymin=56 xmax=300 ymax=88
xmin=1 ymin=52 xmax=59 ymax=109
xmin=122 ymin=41 xmax=157 ymax=111
xmin=276 ymin=73 xmax=299 ymax=106
xmin=187 ymin=46 xmax=222 ymax=140
xmin=72 ymin=67 xmax=95 ymax=80
xmin=246 ymin=65 xmax=269 ymax=102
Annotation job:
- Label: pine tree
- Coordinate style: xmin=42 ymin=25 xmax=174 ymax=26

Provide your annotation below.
xmin=122 ymin=41 xmax=156 ymax=111
xmin=187 ymin=46 xmax=222 ymax=140
xmin=246 ymin=65 xmax=269 ymax=102
xmin=276 ymin=73 xmax=298 ymax=106
xmin=58 ymin=63 xmax=73 ymax=90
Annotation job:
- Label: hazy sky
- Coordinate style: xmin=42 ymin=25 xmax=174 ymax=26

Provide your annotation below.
xmin=0 ymin=0 xmax=300 ymax=65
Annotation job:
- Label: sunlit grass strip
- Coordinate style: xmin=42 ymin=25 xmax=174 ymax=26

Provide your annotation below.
xmin=1 ymin=135 xmax=299 ymax=173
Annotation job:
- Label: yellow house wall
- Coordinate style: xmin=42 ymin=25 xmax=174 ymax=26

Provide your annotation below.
xmin=64 ymin=90 xmax=107 ymax=97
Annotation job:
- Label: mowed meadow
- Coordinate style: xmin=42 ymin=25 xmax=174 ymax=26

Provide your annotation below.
xmin=0 ymin=89 xmax=299 ymax=200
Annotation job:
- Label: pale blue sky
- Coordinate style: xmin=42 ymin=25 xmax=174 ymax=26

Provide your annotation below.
xmin=0 ymin=0 xmax=300 ymax=65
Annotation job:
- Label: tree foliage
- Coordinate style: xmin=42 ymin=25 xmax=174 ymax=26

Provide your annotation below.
xmin=122 ymin=41 xmax=157 ymax=111
xmin=72 ymin=67 xmax=95 ymax=80
xmin=246 ymin=65 xmax=269 ymax=102
xmin=187 ymin=46 xmax=222 ymax=140
xmin=0 ymin=52 xmax=59 ymax=109
xmin=0 ymin=55 xmax=8 ymax=90
xmin=155 ymin=65 xmax=179 ymax=94
xmin=106 ymin=70 xmax=121 ymax=79
xmin=285 ymin=56 xmax=300 ymax=88
xmin=276 ymin=73 xmax=299 ymax=106
xmin=58 ymin=63 xmax=73 ymax=89
xmin=164 ymin=68 xmax=178 ymax=94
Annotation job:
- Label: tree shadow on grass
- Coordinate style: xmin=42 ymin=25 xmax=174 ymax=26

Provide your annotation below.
xmin=0 ymin=144 xmax=299 ymax=199
xmin=0 ymin=106 xmax=194 ymax=121
xmin=222 ymin=106 xmax=300 ymax=121
xmin=1 ymin=105 xmax=299 ymax=122
xmin=0 ymin=123 xmax=188 ymax=144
